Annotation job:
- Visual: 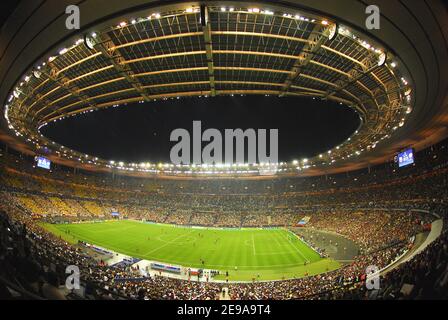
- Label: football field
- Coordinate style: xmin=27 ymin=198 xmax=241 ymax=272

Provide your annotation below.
xmin=42 ymin=220 xmax=340 ymax=281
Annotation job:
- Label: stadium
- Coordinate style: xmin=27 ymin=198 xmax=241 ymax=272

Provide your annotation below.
xmin=0 ymin=0 xmax=447 ymax=302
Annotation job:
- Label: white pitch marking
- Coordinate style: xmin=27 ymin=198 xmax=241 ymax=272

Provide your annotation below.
xmin=251 ymin=234 xmax=256 ymax=256
xmin=286 ymin=231 xmax=310 ymax=263
xmin=143 ymin=230 xmax=196 ymax=256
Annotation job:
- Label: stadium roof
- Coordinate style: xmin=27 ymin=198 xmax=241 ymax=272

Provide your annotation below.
xmin=0 ymin=0 xmax=447 ymax=178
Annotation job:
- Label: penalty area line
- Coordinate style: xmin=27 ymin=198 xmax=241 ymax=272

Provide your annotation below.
xmin=252 ymin=234 xmax=256 ymax=255
xmin=286 ymin=230 xmax=311 ymax=263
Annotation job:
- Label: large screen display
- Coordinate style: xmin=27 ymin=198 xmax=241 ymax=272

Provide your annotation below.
xmin=397 ymin=149 xmax=414 ymax=168
xmin=36 ymin=156 xmax=51 ymax=170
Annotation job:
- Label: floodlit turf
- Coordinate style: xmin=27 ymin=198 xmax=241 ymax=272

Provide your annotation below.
xmin=42 ymin=220 xmax=340 ymax=281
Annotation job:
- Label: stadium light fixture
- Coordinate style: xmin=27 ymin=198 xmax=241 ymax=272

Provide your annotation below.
xmin=13 ymin=89 xmax=21 ymax=98
xmin=378 ymin=52 xmax=387 ymax=67
xmin=33 ymin=70 xmax=41 ymax=79
xmin=328 ymin=23 xmax=338 ymax=41
xmin=84 ymin=33 xmax=98 ymax=50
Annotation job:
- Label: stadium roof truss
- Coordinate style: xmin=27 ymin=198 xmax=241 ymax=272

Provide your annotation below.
xmin=3 ymin=5 xmax=413 ymax=176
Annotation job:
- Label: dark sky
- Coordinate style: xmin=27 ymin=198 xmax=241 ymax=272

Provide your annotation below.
xmin=42 ymin=96 xmax=360 ymax=163
xmin=0 ymin=1 xmax=20 ymax=31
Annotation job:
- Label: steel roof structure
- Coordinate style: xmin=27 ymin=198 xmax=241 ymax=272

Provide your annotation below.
xmin=0 ymin=1 xmax=447 ymax=178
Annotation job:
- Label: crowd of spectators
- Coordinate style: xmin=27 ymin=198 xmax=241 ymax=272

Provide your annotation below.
xmin=2 ymin=198 xmax=442 ymax=300
xmin=0 ymin=200 xmax=424 ymax=300
xmin=306 ymin=210 xmax=428 ymax=253
xmin=0 ymin=139 xmax=447 ymax=299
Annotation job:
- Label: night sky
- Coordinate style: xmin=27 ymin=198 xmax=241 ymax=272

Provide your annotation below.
xmin=42 ymin=96 xmax=360 ymax=163
xmin=0 ymin=1 xmax=20 ymax=30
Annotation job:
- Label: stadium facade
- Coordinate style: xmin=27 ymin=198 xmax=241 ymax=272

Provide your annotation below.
xmin=0 ymin=0 xmax=447 ymax=177
xmin=0 ymin=0 xmax=447 ymax=302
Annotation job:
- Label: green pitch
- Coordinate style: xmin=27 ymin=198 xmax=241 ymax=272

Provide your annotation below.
xmin=42 ymin=220 xmax=340 ymax=281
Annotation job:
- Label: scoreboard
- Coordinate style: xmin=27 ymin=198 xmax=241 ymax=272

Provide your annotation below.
xmin=36 ymin=156 xmax=51 ymax=170
xmin=397 ymin=149 xmax=414 ymax=168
